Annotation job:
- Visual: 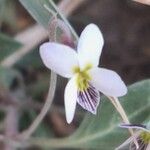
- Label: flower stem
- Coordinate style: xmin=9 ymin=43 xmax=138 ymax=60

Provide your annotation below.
xmin=108 ymin=96 xmax=139 ymax=149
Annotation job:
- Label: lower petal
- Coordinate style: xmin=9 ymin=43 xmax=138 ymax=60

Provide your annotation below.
xmin=90 ymin=67 xmax=127 ymax=97
xmin=77 ymin=83 xmax=100 ymax=114
xmin=64 ymin=76 xmax=77 ymax=124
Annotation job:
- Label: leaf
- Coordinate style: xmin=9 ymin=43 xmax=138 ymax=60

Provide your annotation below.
xmin=19 ymin=0 xmax=54 ymax=28
xmin=0 ymin=33 xmax=42 ymax=68
xmin=29 ymin=80 xmax=150 ymax=150
xmin=0 ymin=0 xmax=17 ymax=29
xmin=16 ymin=48 xmax=43 ymax=69
xmin=0 ymin=33 xmax=21 ymax=61
xmin=68 ymin=79 xmax=150 ymax=149
xmin=0 ymin=66 xmax=21 ymax=89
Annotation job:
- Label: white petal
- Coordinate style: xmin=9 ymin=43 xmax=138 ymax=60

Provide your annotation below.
xmin=77 ymin=24 xmax=104 ymax=69
xmin=40 ymin=42 xmax=78 ymax=78
xmin=77 ymin=83 xmax=100 ymax=114
xmin=90 ymin=68 xmax=127 ymax=97
xmin=64 ymin=76 xmax=77 ymax=123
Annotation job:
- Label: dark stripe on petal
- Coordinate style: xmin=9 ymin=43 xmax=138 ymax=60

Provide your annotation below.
xmin=84 ymin=90 xmax=95 ymax=111
xmin=77 ymin=83 xmax=100 ymax=114
xmin=79 ymin=92 xmax=89 ymax=110
xmin=120 ymin=124 xmax=149 ymax=132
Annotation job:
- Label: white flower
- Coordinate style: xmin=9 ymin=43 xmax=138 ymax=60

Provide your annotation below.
xmin=40 ymin=23 xmax=127 ymax=124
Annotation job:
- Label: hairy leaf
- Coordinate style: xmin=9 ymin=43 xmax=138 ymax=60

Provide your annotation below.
xmin=29 ymin=80 xmax=150 ymax=150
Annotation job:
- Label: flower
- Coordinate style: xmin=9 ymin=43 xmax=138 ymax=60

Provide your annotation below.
xmin=40 ymin=23 xmax=127 ymax=123
xmin=118 ymin=123 xmax=150 ymax=150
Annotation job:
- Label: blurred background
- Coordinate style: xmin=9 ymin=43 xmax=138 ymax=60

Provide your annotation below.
xmin=0 ymin=0 xmax=150 ymax=149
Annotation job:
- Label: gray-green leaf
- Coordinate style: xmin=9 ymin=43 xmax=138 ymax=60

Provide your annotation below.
xmin=0 ymin=33 xmax=21 ymax=61
xmin=29 ymin=80 xmax=150 ymax=150
xmin=19 ymin=0 xmax=54 ymax=28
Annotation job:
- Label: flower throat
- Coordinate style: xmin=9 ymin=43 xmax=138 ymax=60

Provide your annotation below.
xmin=140 ymin=131 xmax=150 ymax=144
xmin=73 ymin=64 xmax=92 ymax=91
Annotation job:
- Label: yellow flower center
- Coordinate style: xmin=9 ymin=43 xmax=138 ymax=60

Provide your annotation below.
xmin=72 ymin=64 xmax=92 ymax=91
xmin=140 ymin=131 xmax=150 ymax=144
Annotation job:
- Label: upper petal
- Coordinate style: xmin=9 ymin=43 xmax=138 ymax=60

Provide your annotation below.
xmin=40 ymin=42 xmax=78 ymax=78
xmin=64 ymin=76 xmax=77 ymax=124
xmin=90 ymin=68 xmax=127 ymax=97
xmin=77 ymin=24 xmax=104 ymax=69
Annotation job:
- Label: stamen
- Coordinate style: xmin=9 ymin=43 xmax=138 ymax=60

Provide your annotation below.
xmin=73 ymin=64 xmax=92 ymax=91
xmin=72 ymin=66 xmax=80 ymax=74
xmin=83 ymin=63 xmax=92 ymax=71
xmin=140 ymin=132 xmax=150 ymax=144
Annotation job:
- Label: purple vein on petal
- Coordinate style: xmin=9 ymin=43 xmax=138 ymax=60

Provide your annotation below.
xmin=77 ymin=83 xmax=100 ymax=114
xmin=120 ymin=124 xmax=148 ymax=131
